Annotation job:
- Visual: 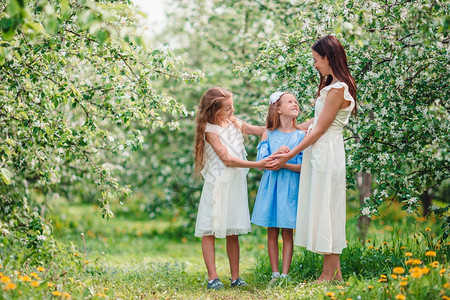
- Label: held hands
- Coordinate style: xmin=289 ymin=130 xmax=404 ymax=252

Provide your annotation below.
xmin=265 ymin=146 xmax=291 ymax=171
xmin=272 ymin=145 xmax=290 ymax=155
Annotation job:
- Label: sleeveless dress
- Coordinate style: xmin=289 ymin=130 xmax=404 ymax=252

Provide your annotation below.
xmin=251 ymin=129 xmax=305 ymax=229
xmin=294 ymin=81 xmax=355 ymax=254
xmin=194 ymin=119 xmax=252 ymax=238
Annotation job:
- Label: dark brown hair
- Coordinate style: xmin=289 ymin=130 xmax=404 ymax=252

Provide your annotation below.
xmin=312 ymin=35 xmax=357 ymax=114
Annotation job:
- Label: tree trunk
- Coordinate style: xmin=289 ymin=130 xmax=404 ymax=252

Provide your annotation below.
xmin=357 ymin=172 xmax=372 ymax=244
xmin=421 ymin=188 xmax=432 ymax=217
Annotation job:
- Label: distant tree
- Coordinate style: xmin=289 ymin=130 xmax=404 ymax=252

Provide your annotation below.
xmin=0 ymin=0 xmax=202 ymax=247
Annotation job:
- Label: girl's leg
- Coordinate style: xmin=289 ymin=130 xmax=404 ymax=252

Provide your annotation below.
xmin=280 ymin=228 xmax=294 ymax=275
xmin=202 ymin=236 xmax=218 ymax=280
xmin=226 ymin=235 xmax=240 ymax=281
xmin=317 ymin=254 xmax=342 ymax=282
xmin=267 ymin=227 xmax=280 ymax=273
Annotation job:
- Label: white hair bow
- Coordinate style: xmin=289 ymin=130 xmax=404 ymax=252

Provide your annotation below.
xmin=269 ymin=92 xmax=286 ymax=104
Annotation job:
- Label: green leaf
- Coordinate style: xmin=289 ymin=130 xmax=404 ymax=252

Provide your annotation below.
xmin=1 ymin=168 xmax=13 ymax=185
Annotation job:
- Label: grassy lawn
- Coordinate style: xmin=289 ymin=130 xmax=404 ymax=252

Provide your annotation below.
xmin=0 ymin=198 xmax=448 ymax=299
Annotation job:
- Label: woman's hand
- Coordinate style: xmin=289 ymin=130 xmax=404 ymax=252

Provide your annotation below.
xmin=265 ymin=152 xmax=291 ymax=170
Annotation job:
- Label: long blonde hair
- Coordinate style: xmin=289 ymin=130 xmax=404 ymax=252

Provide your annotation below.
xmin=194 ymin=87 xmax=233 ymax=176
xmin=266 ymin=93 xmax=298 ymax=131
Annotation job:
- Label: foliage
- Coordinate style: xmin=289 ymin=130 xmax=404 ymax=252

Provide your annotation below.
xmin=240 ymin=0 xmax=450 ymax=235
xmin=0 ymin=0 xmax=201 ymax=248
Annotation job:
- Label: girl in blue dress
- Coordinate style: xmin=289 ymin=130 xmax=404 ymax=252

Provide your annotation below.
xmin=251 ymin=92 xmax=305 ymax=282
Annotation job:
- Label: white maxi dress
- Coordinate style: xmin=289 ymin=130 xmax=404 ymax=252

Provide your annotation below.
xmin=294 ymin=81 xmax=355 ymax=254
xmin=194 ymin=120 xmax=251 ymax=239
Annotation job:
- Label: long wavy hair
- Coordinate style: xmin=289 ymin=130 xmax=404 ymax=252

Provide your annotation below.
xmin=194 ymin=87 xmax=235 ymax=176
xmin=312 ymin=35 xmax=357 ymax=114
xmin=266 ymin=93 xmax=298 ymax=131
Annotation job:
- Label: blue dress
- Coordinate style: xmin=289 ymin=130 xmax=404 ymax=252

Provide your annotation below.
xmin=251 ymin=129 xmax=306 ymax=229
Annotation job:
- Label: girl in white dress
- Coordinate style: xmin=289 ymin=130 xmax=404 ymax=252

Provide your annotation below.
xmin=267 ymin=36 xmax=357 ymax=282
xmin=194 ymin=87 xmax=267 ymax=289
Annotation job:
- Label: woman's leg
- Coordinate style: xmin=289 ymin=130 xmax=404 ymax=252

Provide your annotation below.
xmin=317 ymin=254 xmax=342 ymax=282
xmin=226 ymin=235 xmax=240 ymax=281
xmin=267 ymin=227 xmax=280 ymax=273
xmin=202 ymin=236 xmax=218 ymax=280
xmin=281 ymin=228 xmax=294 ymax=275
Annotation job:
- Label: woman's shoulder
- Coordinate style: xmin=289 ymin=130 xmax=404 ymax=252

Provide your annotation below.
xmin=320 ymin=81 xmax=354 ymax=103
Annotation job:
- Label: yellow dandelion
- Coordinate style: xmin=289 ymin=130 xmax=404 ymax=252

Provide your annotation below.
xmin=368 ymin=285 xmax=374 ymax=290
xmin=400 ymin=281 xmax=408 ymax=287
xmin=440 ymin=268 xmax=447 ymax=276
xmin=425 ymin=228 xmax=431 ymax=232
xmin=411 ymin=259 xmax=422 ymax=265
xmin=37 ymin=266 xmax=45 ymax=272
xmin=62 ymin=292 xmax=71 ymax=298
xmin=367 ymin=239 xmax=372 ymax=243
xmin=401 ymin=276 xmax=408 ymax=281
xmin=381 ymin=274 xmax=387 ymax=279
xmin=95 ymin=293 xmax=107 ymax=298
xmin=391 ymin=274 xmax=398 ymax=279
xmin=346 ymin=282 xmax=350 ymax=286
xmin=337 ymin=285 xmax=344 ymax=289
xmin=84 ymin=260 xmax=89 ymax=264
xmin=395 ymin=294 xmax=406 ymax=300
xmin=443 ymin=282 xmax=450 ymax=289
xmin=2 ymin=282 xmax=16 ymax=291
xmin=341 ymin=291 xmax=346 ymax=295
xmin=103 ymin=287 xmax=109 ymax=291
xmin=425 ymin=250 xmax=437 ymax=257
xmin=383 ymin=242 xmax=388 ymax=245
xmin=31 ymin=281 xmax=40 ymax=287
xmin=400 ymin=246 xmax=406 ymax=250
xmin=30 ymin=272 xmax=38 ymax=278
xmin=393 ymin=267 xmax=405 ymax=274
xmin=368 ymin=246 xmax=374 ymax=249
xmin=19 ymin=275 xmax=31 ymax=282
xmin=405 ymin=252 xmax=413 ymax=257
xmin=411 ymin=271 xmax=423 ymax=279
xmin=52 ymin=291 xmax=62 ymax=296
xmin=181 ymin=237 xmax=187 ymax=243
xmin=442 ymin=296 xmax=450 ymax=300
xmin=378 ymin=278 xmax=387 ymax=282
xmin=421 ymin=267 xmax=430 ymax=275
xmin=431 ymin=261 xmax=439 ymax=268
xmin=1 ymin=276 xmax=11 ymax=283
xmin=0 ymin=272 xmax=2 ymax=276
xmin=346 ymin=298 xmax=353 ymax=300
xmin=47 ymin=282 xmax=54 ymax=287
xmin=74 ymin=253 xmax=79 ymax=257
xmin=326 ymin=292 xmax=335 ymax=297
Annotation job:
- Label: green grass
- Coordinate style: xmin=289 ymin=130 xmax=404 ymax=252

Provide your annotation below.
xmin=0 ymin=198 xmax=449 ymax=299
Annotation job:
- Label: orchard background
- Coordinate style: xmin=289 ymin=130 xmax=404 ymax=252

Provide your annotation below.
xmin=0 ymin=0 xmax=448 ymax=299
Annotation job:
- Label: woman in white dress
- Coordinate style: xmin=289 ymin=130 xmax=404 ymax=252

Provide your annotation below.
xmin=267 ymin=35 xmax=357 ymax=282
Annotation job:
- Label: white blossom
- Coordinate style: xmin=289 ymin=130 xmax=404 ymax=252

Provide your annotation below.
xmin=361 ymin=207 xmax=372 ymax=216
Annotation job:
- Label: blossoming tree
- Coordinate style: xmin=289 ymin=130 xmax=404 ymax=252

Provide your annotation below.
xmin=0 ymin=0 xmax=202 ymax=246
xmin=241 ymin=0 xmax=449 ymax=238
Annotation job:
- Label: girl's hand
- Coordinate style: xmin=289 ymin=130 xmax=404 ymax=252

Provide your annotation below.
xmin=258 ymin=158 xmax=269 ymax=169
xmin=273 ymin=146 xmax=290 ymax=154
xmin=265 ymin=153 xmax=291 ymax=170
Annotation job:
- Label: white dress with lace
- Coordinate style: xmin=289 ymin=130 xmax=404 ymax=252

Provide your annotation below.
xmin=194 ymin=119 xmax=251 ymax=238
xmin=294 ymin=81 xmax=355 ymax=254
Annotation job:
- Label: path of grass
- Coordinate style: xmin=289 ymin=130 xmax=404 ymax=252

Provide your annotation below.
xmin=44 ymin=200 xmax=449 ymax=299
